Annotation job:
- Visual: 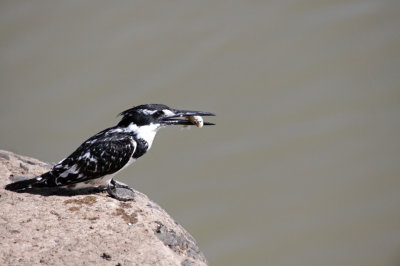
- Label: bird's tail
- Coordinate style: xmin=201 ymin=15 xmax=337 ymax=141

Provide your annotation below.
xmin=5 ymin=176 xmax=44 ymax=191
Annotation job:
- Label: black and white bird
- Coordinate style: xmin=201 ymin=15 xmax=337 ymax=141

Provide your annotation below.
xmin=5 ymin=104 xmax=215 ymax=201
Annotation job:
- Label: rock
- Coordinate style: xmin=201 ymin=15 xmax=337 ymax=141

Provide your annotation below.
xmin=0 ymin=151 xmax=10 ymax=160
xmin=0 ymin=150 xmax=207 ymax=265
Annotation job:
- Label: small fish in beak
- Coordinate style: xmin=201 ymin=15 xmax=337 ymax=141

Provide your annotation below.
xmin=187 ymin=116 xmax=204 ymax=128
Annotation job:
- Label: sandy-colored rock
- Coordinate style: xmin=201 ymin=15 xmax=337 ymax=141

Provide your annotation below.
xmin=0 ymin=150 xmax=207 ymax=266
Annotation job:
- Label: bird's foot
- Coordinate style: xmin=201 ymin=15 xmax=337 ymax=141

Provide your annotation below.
xmin=107 ymin=179 xmax=135 ymax=201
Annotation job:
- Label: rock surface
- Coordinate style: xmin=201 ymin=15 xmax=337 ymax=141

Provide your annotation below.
xmin=0 ymin=150 xmax=207 ymax=266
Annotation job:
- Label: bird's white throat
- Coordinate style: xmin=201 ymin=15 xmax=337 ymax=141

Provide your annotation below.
xmin=126 ymin=123 xmax=159 ymax=149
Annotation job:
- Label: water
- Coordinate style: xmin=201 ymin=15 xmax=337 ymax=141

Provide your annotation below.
xmin=1 ymin=1 xmax=400 ymax=265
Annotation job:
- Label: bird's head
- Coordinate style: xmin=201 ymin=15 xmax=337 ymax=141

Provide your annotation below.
xmin=118 ymin=104 xmax=215 ymax=128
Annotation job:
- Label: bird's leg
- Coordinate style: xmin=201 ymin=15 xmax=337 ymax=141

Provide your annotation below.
xmin=107 ymin=178 xmax=135 ymax=201
xmin=111 ymin=179 xmax=134 ymax=191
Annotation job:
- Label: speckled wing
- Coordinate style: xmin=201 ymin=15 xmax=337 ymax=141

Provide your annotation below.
xmin=43 ymin=133 xmax=137 ymax=187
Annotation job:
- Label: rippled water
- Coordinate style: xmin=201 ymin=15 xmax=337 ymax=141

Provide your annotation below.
xmin=1 ymin=1 xmax=400 ymax=265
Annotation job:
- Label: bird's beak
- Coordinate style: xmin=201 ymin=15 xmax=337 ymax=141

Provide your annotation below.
xmin=160 ymin=109 xmax=215 ymax=126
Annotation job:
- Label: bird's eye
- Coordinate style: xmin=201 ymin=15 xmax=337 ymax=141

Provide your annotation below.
xmin=154 ymin=110 xmax=164 ymax=117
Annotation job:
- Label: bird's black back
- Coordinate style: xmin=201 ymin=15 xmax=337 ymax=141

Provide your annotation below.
xmin=39 ymin=126 xmax=138 ymax=187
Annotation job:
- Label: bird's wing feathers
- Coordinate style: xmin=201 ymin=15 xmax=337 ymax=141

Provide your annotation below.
xmin=45 ymin=133 xmax=136 ymax=186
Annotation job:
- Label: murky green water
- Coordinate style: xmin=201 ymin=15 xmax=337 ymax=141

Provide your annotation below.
xmin=1 ymin=1 xmax=400 ymax=265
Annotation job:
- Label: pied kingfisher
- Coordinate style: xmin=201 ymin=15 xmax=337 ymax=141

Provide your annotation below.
xmin=5 ymin=104 xmax=215 ymax=201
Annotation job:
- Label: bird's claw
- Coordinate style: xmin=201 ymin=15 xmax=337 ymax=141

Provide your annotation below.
xmin=107 ymin=179 xmax=135 ymax=201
